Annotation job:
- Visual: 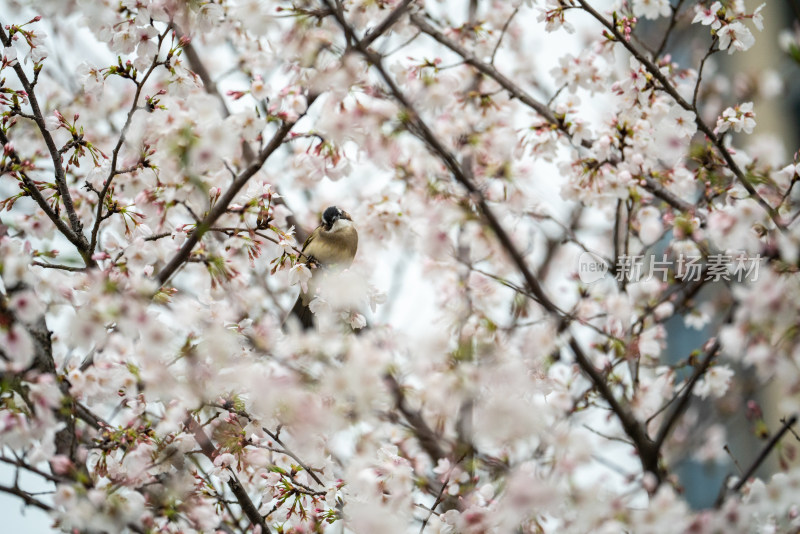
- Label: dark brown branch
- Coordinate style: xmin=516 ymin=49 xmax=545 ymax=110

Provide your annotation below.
xmin=0 ymin=21 xmax=89 ymax=256
xmin=654 ymin=0 xmax=686 ymax=59
xmin=384 ymin=374 xmax=446 ymax=463
xmin=176 ymin=28 xmax=307 ymax=242
xmin=185 ymin=416 xmax=273 ymax=534
xmin=361 ymin=0 xmax=415 ymax=49
xmin=715 ymin=414 xmax=799 ymax=507
xmin=0 ymin=456 xmax=65 ymax=484
xmin=732 ymin=414 xmax=799 ymax=492
xmin=490 ymin=5 xmax=520 ymax=64
xmin=409 ymin=13 xmax=701 ymax=220
xmin=692 ymin=38 xmax=718 ymax=110
xmin=419 ymin=472 xmax=451 ymax=534
xmin=0 ymin=129 xmax=87 ymax=254
xmin=31 ymin=261 xmax=87 ymax=272
xmin=653 ymin=339 xmax=721 ymax=450
xmin=325 ymin=0 xmax=661 ymax=482
xmin=208 ymin=403 xmax=325 ymax=487
xmin=331 ymin=5 xmax=560 ymax=316
xmin=410 ymin=13 xmax=558 ymax=126
xmin=0 ymin=484 xmax=53 ymax=512
xmin=644 ymin=176 xmax=707 ymax=223
xmin=568 ymin=337 xmax=660 ymax=481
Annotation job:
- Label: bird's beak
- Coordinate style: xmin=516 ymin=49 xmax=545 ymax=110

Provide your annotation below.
xmin=340 ymin=210 xmax=352 ymax=221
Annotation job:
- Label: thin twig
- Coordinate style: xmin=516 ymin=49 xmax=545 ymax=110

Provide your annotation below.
xmin=692 ymin=38 xmax=719 ymax=110
xmin=31 ymin=261 xmax=86 ymax=272
xmin=419 ymin=473 xmax=451 ymax=534
xmin=653 ymin=339 xmax=722 ymax=450
xmin=91 ymin=28 xmax=170 ymax=256
xmin=654 ymin=0 xmax=686 ymax=59
xmin=490 ymin=6 xmax=520 ymax=65
xmin=732 ymin=414 xmax=798 ymax=493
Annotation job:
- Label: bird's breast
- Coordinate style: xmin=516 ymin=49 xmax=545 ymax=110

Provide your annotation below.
xmin=307 ymin=224 xmax=358 ymax=268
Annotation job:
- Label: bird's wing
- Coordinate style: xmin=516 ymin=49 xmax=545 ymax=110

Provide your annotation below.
xmin=300 ymin=225 xmax=320 ymax=261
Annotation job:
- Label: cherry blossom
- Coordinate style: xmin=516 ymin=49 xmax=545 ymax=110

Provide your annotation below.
xmin=716 ymin=102 xmax=757 ymax=134
xmin=718 ymin=21 xmax=756 ymax=54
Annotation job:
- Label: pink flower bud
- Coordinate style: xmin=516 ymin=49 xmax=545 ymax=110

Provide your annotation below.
xmin=50 ymin=455 xmax=73 ymax=474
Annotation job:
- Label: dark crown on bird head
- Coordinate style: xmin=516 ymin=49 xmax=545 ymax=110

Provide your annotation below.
xmin=322 ymin=206 xmax=342 ymax=230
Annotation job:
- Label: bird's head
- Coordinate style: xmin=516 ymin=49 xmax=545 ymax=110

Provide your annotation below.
xmin=321 ymin=206 xmax=352 ymax=231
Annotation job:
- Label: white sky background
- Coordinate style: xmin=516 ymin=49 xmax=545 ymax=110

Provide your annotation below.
xmin=7 ymin=0 xmax=779 ymax=531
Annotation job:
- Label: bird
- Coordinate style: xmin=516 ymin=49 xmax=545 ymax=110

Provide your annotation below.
xmin=287 ymin=206 xmax=358 ymax=330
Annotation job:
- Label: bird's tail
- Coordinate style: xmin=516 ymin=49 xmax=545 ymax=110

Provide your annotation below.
xmin=285 ymin=294 xmax=314 ymax=330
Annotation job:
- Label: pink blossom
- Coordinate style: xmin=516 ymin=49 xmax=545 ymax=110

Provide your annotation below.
xmin=718 ymin=21 xmax=756 ymax=54
xmin=692 ymin=2 xmax=723 ymax=29
xmin=0 ymin=323 xmax=35 ymax=371
xmin=694 ymin=365 xmax=735 ymax=399
xmin=289 ymin=262 xmax=312 ymax=293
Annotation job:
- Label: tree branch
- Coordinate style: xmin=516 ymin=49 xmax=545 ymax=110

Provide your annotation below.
xmin=185 ymin=416 xmax=273 ymax=534
xmin=155 ymin=94 xmax=317 ymax=286
xmin=89 ymin=28 xmax=171 ymax=257
xmin=409 ymin=12 xmax=702 ymax=220
xmin=568 ymin=337 xmax=660 ymax=481
xmin=654 ymin=0 xmax=686 ymax=59
xmin=175 ymin=27 xmax=309 ymax=241
xmin=732 ymin=414 xmax=798 ymax=493
xmin=715 ymin=414 xmax=799 ymax=508
xmin=574 ymin=0 xmax=784 ymax=230
xmin=361 ymin=0 xmax=415 ymax=49
xmin=0 ymin=21 xmax=90 ymax=255
xmin=410 ymin=13 xmax=558 ymax=126
xmin=0 ymin=129 xmax=87 ymax=255
xmin=384 ymin=374 xmax=446 ymax=463
xmin=653 ymin=339 xmax=721 ymax=450
xmin=0 ymin=484 xmax=53 ymax=512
